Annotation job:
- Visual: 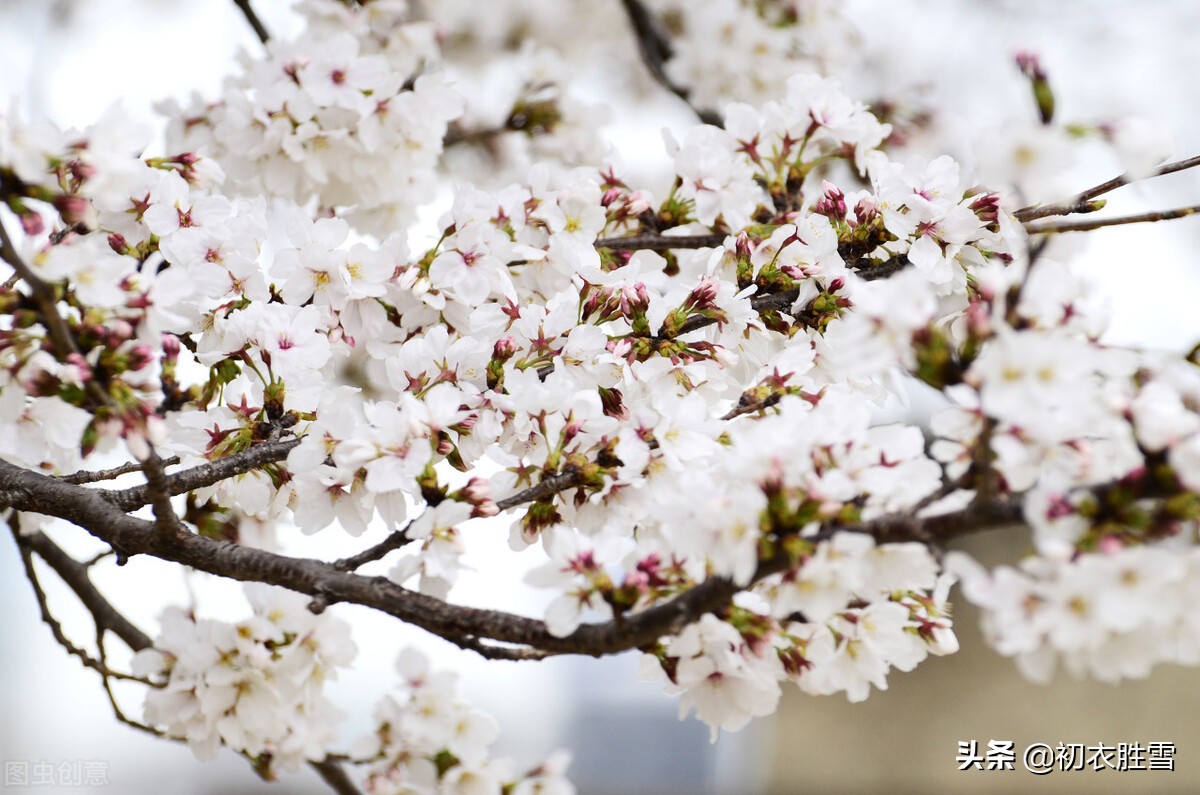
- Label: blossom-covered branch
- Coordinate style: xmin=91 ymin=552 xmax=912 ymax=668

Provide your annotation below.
xmin=0 ymin=454 xmax=1018 ymax=657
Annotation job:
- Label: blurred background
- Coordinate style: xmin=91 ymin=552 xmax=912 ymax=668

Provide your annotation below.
xmin=3 ymin=1 xmax=1200 ymax=793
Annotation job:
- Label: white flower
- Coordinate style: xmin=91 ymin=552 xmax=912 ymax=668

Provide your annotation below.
xmin=525 ymin=526 xmax=615 ymax=637
xmin=667 ymin=125 xmax=761 ymax=228
xmin=768 ymin=533 xmax=873 ymax=622
xmin=659 ymin=614 xmax=782 ymax=741
xmin=135 ymin=586 xmax=355 ymax=776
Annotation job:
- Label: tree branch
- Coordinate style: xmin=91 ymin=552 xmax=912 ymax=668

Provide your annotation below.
xmin=12 ymin=517 xmax=364 ymax=795
xmin=233 ymin=0 xmax=271 ymax=45
xmin=12 ymin=524 xmax=154 ymax=681
xmin=0 ymin=214 xmax=84 ymax=364
xmin=102 ymin=439 xmax=300 ymax=512
xmin=595 ymin=232 xmax=728 ymax=251
xmin=310 ymin=759 xmax=364 ymax=795
xmin=19 ymin=525 xmax=152 ymax=650
xmin=56 ymin=457 xmax=180 ymax=486
xmin=0 ymin=456 xmax=1023 ymax=660
xmin=334 ymin=520 xmax=415 ymax=572
xmin=1014 ymin=153 xmax=1200 ymax=222
xmin=496 ymin=468 xmax=585 ymax=512
xmin=1024 ymin=204 xmax=1200 ymax=234
xmin=617 ymin=0 xmax=722 ymax=127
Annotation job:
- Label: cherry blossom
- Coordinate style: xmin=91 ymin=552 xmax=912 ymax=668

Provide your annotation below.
xmin=2 ymin=1 xmax=1199 ymax=791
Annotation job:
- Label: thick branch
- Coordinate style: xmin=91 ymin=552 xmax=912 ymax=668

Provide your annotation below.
xmin=595 ymin=232 xmax=728 ymax=251
xmin=140 ymin=451 xmax=186 ymax=537
xmin=1024 ymin=204 xmax=1200 ymax=234
xmin=0 ymin=457 xmax=1023 ymax=659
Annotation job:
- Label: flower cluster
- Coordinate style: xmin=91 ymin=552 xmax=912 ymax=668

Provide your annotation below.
xmin=642 ymin=535 xmax=956 ymax=739
xmin=357 ymin=649 xmax=574 ymax=795
xmin=160 ymin=1 xmax=460 ymax=236
xmin=950 ymin=545 xmax=1200 ymax=684
xmin=131 ymin=585 xmax=356 ymax=776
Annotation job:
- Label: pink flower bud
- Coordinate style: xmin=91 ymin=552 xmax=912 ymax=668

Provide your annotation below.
xmin=461 ymin=477 xmax=490 ymax=503
xmin=53 ymin=194 xmax=92 ymax=227
xmin=969 ymin=193 xmax=1001 ymax=223
xmin=625 ymin=194 xmax=651 ymax=215
xmin=619 ymin=283 xmax=650 ymax=315
xmin=735 ymin=230 xmax=752 ymax=260
xmin=20 ymin=211 xmax=44 ymax=236
xmin=1015 ymin=50 xmax=1045 ymax=80
xmin=853 ymin=196 xmax=878 ymax=224
xmin=471 ymin=501 xmax=499 ymax=518
xmin=68 ymin=159 xmax=96 ymax=183
xmin=688 ymin=276 xmax=721 ymax=308
xmin=128 ymin=343 xmax=154 ymax=370
xmin=492 ymin=337 xmax=518 ymax=360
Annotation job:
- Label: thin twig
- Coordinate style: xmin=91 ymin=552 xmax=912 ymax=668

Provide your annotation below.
xmin=617 ymin=0 xmax=722 ymax=127
xmin=13 ymin=526 xmax=156 ymax=684
xmin=57 ymin=457 xmax=180 ymax=485
xmin=446 ymin=635 xmax=556 ymax=661
xmin=21 ymin=527 xmax=152 ymax=650
xmin=721 ymin=393 xmax=784 ymax=421
xmin=95 ymin=633 xmax=168 ymax=737
xmin=1024 ymin=204 xmax=1200 ymax=234
xmin=82 ymin=548 xmax=115 ymax=568
xmin=334 ymin=520 xmax=416 ymax=572
xmin=496 ymin=468 xmax=585 ymax=512
xmin=233 ymin=0 xmax=271 ymax=44
xmin=1014 ymin=153 xmax=1200 ymax=222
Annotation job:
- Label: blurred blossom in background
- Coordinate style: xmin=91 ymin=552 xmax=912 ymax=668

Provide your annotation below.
xmin=3 ymin=1 xmax=1200 ymax=793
